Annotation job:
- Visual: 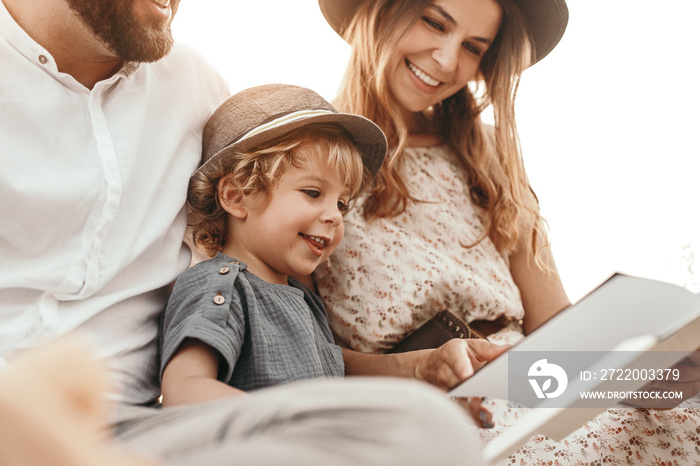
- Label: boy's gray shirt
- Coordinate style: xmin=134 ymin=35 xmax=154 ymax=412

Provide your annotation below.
xmin=160 ymin=252 xmax=344 ymax=391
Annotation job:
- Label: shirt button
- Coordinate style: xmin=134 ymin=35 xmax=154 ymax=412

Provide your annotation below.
xmin=213 ymin=293 xmax=225 ymax=305
xmin=38 ymin=55 xmax=48 ymax=64
xmin=219 ymin=266 xmax=230 ymax=274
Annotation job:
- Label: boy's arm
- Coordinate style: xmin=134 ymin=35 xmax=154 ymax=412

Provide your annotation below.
xmin=161 ymin=338 xmax=246 ymax=406
xmin=342 ymin=339 xmax=509 ymax=391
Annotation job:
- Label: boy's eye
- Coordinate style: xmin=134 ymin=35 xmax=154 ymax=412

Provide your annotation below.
xmin=337 ymin=200 xmax=350 ymax=214
xmin=302 ymin=189 xmax=321 ymax=199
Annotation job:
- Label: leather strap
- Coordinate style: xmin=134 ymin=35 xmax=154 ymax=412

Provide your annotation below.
xmin=388 ymin=311 xmax=512 ymax=354
xmin=469 ymin=314 xmax=512 ymax=339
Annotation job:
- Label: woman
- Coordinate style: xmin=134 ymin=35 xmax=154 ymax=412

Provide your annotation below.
xmin=314 ymin=0 xmax=700 ymax=463
xmin=316 ymin=0 xmax=570 ymax=356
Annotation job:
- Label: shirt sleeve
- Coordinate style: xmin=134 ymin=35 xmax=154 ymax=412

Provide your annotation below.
xmin=160 ymin=261 xmax=246 ymax=383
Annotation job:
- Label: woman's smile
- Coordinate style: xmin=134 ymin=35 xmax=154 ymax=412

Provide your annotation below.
xmin=406 ymin=60 xmax=441 ymax=87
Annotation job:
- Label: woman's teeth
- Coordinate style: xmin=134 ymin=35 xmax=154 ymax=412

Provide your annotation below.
xmin=407 ymin=61 xmax=440 ymax=87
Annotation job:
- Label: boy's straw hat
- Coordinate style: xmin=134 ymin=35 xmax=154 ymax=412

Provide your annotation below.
xmin=200 ymin=84 xmax=387 ymax=177
xmin=318 ymin=0 xmax=568 ymax=64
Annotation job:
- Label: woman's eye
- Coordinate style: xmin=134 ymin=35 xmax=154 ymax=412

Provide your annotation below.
xmin=302 ymin=189 xmax=321 ymax=199
xmin=463 ymin=42 xmax=482 ymax=56
xmin=337 ymin=200 xmax=350 ymax=214
xmin=422 ymin=16 xmax=443 ymax=32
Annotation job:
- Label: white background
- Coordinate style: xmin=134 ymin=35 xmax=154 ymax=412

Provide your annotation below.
xmin=173 ymin=1 xmax=700 ymax=302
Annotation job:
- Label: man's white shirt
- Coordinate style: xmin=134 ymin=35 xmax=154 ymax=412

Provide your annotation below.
xmin=0 ymin=1 xmax=229 ymax=404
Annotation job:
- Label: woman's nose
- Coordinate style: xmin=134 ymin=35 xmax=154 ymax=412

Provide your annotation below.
xmin=432 ymin=39 xmax=460 ymax=73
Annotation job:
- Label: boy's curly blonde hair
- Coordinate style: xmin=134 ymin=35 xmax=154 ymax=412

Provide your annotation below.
xmin=188 ymin=123 xmax=369 ymax=257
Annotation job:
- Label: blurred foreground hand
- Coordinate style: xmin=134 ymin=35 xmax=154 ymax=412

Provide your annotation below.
xmin=0 ymin=338 xmax=159 ymax=466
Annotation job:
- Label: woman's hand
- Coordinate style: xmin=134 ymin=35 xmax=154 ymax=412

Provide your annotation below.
xmin=410 ymin=339 xmax=508 ymax=428
xmin=453 ymin=396 xmax=495 ymax=429
xmin=622 ymin=350 xmax=700 ymax=409
xmin=413 ymin=338 xmax=510 ymax=390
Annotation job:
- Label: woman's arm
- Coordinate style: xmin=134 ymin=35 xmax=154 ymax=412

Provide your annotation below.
xmin=509 ymin=236 xmax=571 ymax=335
xmin=161 ymin=338 xmax=245 ymax=406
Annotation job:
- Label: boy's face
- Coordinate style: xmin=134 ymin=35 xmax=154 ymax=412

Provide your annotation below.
xmin=224 ymin=145 xmax=352 ymax=285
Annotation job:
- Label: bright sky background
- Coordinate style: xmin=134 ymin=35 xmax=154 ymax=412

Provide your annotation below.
xmin=173 ymin=1 xmax=700 ymax=302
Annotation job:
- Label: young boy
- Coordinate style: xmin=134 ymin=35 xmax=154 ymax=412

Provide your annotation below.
xmin=159 ymin=84 xmax=387 ymax=406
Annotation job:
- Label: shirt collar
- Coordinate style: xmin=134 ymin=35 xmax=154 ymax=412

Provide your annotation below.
xmin=0 ymin=1 xmax=142 ymax=86
xmin=0 ymin=0 xmax=53 ymax=71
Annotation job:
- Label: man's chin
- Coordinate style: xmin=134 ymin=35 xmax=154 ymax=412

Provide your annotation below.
xmin=113 ymin=29 xmax=174 ymax=62
xmin=66 ymin=0 xmax=176 ymax=63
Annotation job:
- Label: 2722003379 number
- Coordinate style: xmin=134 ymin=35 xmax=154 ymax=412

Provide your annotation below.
xmin=598 ymin=368 xmax=680 ymax=381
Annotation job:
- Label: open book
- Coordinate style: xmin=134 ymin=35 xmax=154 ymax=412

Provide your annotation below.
xmin=448 ymin=273 xmax=700 ymax=464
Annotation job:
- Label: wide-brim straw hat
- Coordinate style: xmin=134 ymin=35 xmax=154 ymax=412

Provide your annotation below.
xmin=200 ymin=84 xmax=387 ymax=177
xmin=318 ymin=0 xmax=568 ymax=64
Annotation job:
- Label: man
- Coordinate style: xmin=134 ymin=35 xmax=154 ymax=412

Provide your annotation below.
xmin=0 ymin=0 xmax=484 ymax=464
xmin=0 ymin=0 xmax=228 ymax=406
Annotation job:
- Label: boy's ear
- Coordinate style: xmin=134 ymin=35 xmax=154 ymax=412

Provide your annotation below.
xmin=218 ymin=176 xmax=248 ymax=219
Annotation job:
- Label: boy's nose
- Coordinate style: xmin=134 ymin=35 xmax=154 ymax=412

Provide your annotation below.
xmin=321 ymin=205 xmax=343 ymax=226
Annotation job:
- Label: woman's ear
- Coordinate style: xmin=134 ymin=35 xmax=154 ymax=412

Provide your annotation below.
xmin=218 ymin=176 xmax=248 ymax=219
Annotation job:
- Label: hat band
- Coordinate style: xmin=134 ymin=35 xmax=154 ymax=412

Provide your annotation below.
xmin=236 ymin=109 xmax=336 ymax=144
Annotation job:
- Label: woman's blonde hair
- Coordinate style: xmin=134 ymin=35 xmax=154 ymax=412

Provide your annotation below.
xmin=188 ymin=123 xmax=369 ymax=256
xmin=334 ymin=0 xmax=548 ymax=262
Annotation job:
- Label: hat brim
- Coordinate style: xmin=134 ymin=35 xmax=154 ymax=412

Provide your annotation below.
xmin=199 ymin=111 xmax=387 ymax=179
xmin=515 ymin=0 xmax=568 ymax=63
xmin=318 ymin=0 xmax=568 ymax=64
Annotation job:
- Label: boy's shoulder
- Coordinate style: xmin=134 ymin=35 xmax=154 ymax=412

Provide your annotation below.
xmin=173 ymin=252 xmax=247 ymax=290
xmin=190 ymin=251 xmax=244 ymax=270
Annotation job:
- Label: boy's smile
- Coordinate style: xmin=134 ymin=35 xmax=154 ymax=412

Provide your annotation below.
xmin=223 ymin=145 xmax=351 ymax=285
xmin=300 ymin=234 xmax=331 ymax=256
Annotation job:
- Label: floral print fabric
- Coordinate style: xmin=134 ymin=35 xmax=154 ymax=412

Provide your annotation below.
xmin=315 ymin=143 xmax=700 ymax=464
xmin=480 ymin=396 xmax=700 ymax=465
xmin=314 ymin=144 xmax=524 ymax=353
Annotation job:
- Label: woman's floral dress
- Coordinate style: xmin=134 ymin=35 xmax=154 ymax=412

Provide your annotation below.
xmin=315 ymin=144 xmax=700 ymax=465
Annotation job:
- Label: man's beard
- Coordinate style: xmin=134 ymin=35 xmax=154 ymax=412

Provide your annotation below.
xmin=65 ymin=0 xmax=180 ymax=62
